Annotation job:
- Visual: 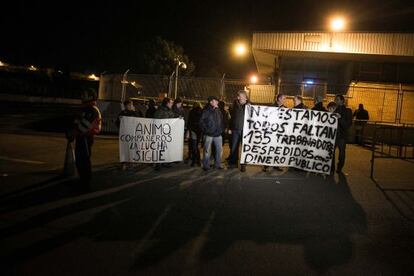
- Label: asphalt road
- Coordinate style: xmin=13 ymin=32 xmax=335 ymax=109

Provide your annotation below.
xmin=1 ymin=131 xmax=414 ymax=275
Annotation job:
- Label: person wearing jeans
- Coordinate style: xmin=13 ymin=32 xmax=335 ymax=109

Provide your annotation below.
xmin=202 ymin=135 xmax=223 ymax=170
xmin=200 ymin=96 xmax=224 ymax=171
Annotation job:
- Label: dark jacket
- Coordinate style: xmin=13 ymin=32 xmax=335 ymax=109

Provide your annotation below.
xmin=336 ymin=105 xmax=353 ymax=140
xmin=353 ymin=109 xmax=369 ymax=121
xmin=220 ymin=108 xmax=230 ymax=131
xmin=294 ymin=103 xmax=307 ymax=109
xmin=230 ymin=101 xmax=247 ymax=131
xmin=275 ymin=103 xmax=286 ymax=108
xmin=187 ymin=106 xmax=203 ymax=135
xmin=200 ymin=106 xmax=224 ymax=137
xmin=146 ymin=106 xmax=157 ymax=118
xmin=154 ymin=105 xmax=178 ymax=119
xmin=116 ymin=109 xmax=142 ymax=128
xmin=173 ymin=105 xmax=185 ymax=118
xmin=312 ymin=102 xmax=327 ymax=112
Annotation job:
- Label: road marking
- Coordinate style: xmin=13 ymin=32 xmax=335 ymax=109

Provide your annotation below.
xmin=132 ymin=204 xmax=172 ymax=258
xmin=0 ymin=156 xmax=45 ymax=165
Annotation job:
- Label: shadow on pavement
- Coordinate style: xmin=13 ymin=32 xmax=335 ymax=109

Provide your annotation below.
xmin=0 ymin=165 xmax=367 ymax=274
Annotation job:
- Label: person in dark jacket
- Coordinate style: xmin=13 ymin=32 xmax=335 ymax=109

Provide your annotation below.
xmin=312 ymin=95 xmax=327 ymax=112
xmin=293 ymin=95 xmax=307 ymax=109
xmin=228 ymin=90 xmax=249 ymax=172
xmin=333 ymin=95 xmax=353 ymax=173
xmin=353 ymin=103 xmax=369 ymax=145
xmin=187 ymin=102 xmax=203 ymax=166
xmin=200 ymin=96 xmax=224 ymax=170
xmin=219 ymin=101 xmax=230 ymax=144
xmin=154 ymin=97 xmax=177 ymax=119
xmin=145 ymin=99 xmax=157 ymax=118
xmin=153 ymin=97 xmax=178 ymax=170
xmin=116 ymin=99 xmax=142 ymax=170
xmin=172 ymin=97 xmax=185 ymax=118
xmin=116 ymin=99 xmax=143 ymax=129
xmin=70 ymin=88 xmax=102 ymax=190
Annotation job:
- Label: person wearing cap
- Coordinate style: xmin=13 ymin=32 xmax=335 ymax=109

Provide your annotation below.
xmin=199 ymin=96 xmax=224 ymax=170
xmin=70 ymin=88 xmax=102 ymax=190
xmin=228 ymin=90 xmax=249 ymax=172
xmin=312 ymin=96 xmax=327 ymax=112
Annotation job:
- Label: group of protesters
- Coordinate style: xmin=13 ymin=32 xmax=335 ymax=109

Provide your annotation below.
xmin=115 ymin=91 xmax=354 ymax=175
xmin=69 ymin=88 xmax=357 ymax=189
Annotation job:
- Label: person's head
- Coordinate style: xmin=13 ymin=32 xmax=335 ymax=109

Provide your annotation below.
xmin=335 ymin=94 xmax=345 ymax=106
xmin=293 ymin=95 xmax=303 ymax=107
xmin=173 ymin=98 xmax=183 ymax=109
xmin=162 ymin=97 xmax=173 ymax=109
xmin=358 ymin=103 xmax=364 ymax=110
xmin=218 ymin=100 xmax=225 ymax=110
xmin=123 ymin=99 xmax=134 ymax=111
xmin=276 ymin=94 xmax=286 ymax=106
xmin=314 ymin=95 xmax=324 ymax=105
xmin=208 ymin=96 xmax=219 ymax=109
xmin=148 ymin=99 xmax=156 ymax=107
xmin=327 ymin=101 xmax=337 ymax=112
xmin=193 ymin=102 xmax=202 ymax=110
xmin=237 ymin=90 xmax=248 ymax=105
xmin=81 ymin=88 xmax=97 ymax=104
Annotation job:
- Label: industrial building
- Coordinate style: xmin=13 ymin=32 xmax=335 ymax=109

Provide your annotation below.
xmin=250 ymin=32 xmax=414 ymax=123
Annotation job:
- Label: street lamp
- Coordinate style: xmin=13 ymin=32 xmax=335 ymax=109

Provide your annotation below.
xmin=328 ymin=16 xmax=346 ymax=48
xmin=174 ymin=57 xmax=187 ymax=99
xmin=233 ymin=42 xmax=248 ymax=57
xmin=250 ymin=74 xmax=258 ymax=84
xmin=330 ymin=17 xmax=346 ymax=32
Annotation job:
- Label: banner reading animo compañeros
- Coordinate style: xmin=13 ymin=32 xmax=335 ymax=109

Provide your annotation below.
xmin=119 ymin=117 xmax=184 ymax=163
xmin=240 ymin=105 xmax=338 ymax=174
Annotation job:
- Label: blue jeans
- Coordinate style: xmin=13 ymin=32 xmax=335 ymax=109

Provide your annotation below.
xmin=229 ymin=129 xmax=242 ymax=165
xmin=203 ymin=135 xmax=222 ymax=169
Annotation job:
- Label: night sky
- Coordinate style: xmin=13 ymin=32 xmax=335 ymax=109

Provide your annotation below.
xmin=2 ymin=0 xmax=414 ymax=78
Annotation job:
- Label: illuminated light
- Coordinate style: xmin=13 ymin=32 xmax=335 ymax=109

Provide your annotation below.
xmin=130 ymin=81 xmax=142 ymax=89
xmin=233 ymin=42 xmax=248 ymax=57
xmin=88 ymin=74 xmax=99 ymax=81
xmin=330 ymin=17 xmax=346 ymax=31
xmin=28 ymin=65 xmax=38 ymax=71
xmin=250 ymin=75 xmax=258 ymax=84
xmin=305 ymin=79 xmax=314 ymax=84
xmin=0 ymin=61 xmax=7 ymax=67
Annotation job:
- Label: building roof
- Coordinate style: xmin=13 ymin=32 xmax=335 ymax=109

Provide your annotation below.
xmin=253 ymin=32 xmax=414 ymax=74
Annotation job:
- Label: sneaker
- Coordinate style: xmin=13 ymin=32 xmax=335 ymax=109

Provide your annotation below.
xmin=216 ymin=166 xmax=225 ymax=170
xmin=202 ymin=167 xmax=210 ymax=171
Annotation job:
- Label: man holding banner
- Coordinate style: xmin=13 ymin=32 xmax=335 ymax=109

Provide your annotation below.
xmin=228 ymin=90 xmax=249 ymax=172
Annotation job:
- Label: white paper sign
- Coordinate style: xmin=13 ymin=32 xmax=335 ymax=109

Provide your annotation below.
xmin=119 ymin=117 xmax=184 ymax=163
xmin=240 ymin=105 xmax=338 ymax=174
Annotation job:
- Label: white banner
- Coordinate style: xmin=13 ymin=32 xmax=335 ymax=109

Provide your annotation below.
xmin=119 ymin=117 xmax=184 ymax=163
xmin=241 ymin=105 xmax=338 ymax=174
